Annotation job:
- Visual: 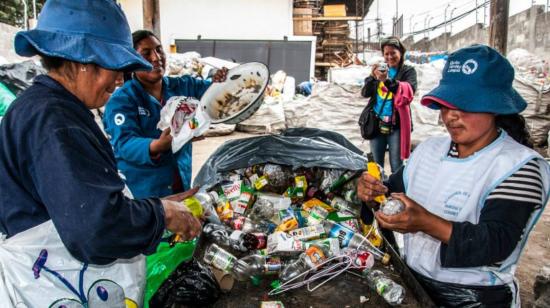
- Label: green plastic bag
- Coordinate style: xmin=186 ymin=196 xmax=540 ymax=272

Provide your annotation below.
xmin=144 ymin=238 xmax=197 ymax=307
xmin=0 ymin=82 xmax=16 ymax=117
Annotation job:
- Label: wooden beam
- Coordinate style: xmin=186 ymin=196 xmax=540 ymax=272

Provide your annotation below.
xmin=488 ymin=0 xmax=509 ymax=55
xmin=142 ymin=0 xmax=161 ymax=39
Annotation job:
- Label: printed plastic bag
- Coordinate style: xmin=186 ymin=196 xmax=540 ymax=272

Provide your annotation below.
xmin=157 ymin=96 xmax=211 ymax=152
xmin=149 ymin=257 xmax=221 ymax=307
xmin=144 ymin=239 xmax=196 ymax=307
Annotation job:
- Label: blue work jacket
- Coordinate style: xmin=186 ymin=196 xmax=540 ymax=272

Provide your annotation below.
xmin=103 ymin=76 xmax=211 ymax=199
xmin=0 ymin=75 xmax=165 ymax=264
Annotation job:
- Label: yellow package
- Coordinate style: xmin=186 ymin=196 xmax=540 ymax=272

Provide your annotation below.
xmin=254 ymin=175 xmax=269 ymax=190
xmin=360 ymin=221 xmax=383 ymax=247
xmin=302 ymin=198 xmax=335 ymax=212
xmin=366 ymin=154 xmax=386 ymax=204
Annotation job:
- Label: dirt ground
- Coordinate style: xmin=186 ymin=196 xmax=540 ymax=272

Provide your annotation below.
xmin=192 ymin=132 xmax=550 ymax=307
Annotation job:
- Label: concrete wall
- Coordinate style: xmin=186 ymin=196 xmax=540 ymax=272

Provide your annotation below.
xmin=0 ymin=23 xmax=26 ymax=63
xmin=118 ymin=0 xmax=144 ymax=31
xmin=159 ymin=0 xmax=293 ymax=52
xmin=405 ymin=5 xmax=549 ymax=59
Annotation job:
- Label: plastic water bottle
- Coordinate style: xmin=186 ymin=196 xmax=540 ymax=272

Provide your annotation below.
xmin=194 ymin=191 xmax=221 ymax=224
xmin=363 ymin=269 xmax=405 ymax=306
xmin=232 ymin=254 xmax=284 ymax=281
xmin=279 ymin=244 xmax=330 ymax=282
xmin=203 ymin=243 xmax=238 ymax=275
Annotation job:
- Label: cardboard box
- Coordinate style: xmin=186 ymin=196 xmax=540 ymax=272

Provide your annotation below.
xmin=323 ymin=4 xmax=347 ymax=17
xmin=293 ymin=8 xmax=313 ymax=36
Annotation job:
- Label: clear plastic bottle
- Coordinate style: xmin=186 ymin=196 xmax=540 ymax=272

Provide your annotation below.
xmin=363 ymin=270 xmax=405 ymax=306
xmin=194 ymin=191 xmax=221 ymax=224
xmin=231 ymin=216 xmax=276 ymax=234
xmin=203 ymin=243 xmax=238 ymax=274
xmin=323 ymin=220 xmax=390 ymax=264
xmin=232 ymin=254 xmax=284 ymax=281
xmin=203 ymin=223 xmax=266 ymax=252
xmin=279 ymin=244 xmax=330 ymax=282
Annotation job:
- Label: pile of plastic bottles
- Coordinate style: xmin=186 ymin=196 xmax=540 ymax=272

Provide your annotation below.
xmin=195 ymin=161 xmax=405 ymax=306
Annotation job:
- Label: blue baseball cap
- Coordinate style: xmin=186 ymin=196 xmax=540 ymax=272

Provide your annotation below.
xmin=421 ymin=44 xmax=526 ymax=115
xmin=14 ymin=0 xmax=152 ymax=72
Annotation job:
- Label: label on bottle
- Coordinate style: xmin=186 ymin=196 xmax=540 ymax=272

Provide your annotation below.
xmin=289 ymin=224 xmax=326 ymax=241
xmin=263 ymin=256 xmax=282 ymax=274
xmin=305 ymin=238 xmax=341 ymax=256
xmin=267 ymin=232 xmax=304 ymax=255
xmin=327 ymin=222 xmax=355 ymax=247
xmin=253 ymin=233 xmax=267 ymax=249
xmin=222 ymin=180 xmax=242 ymax=209
xmin=212 ymin=250 xmax=236 ymax=272
xmin=231 ymin=216 xmax=245 ymax=230
xmin=306 ymin=206 xmax=329 ymax=226
xmin=375 ymin=279 xmax=389 ymax=296
xmin=304 ymin=246 xmax=327 ymax=268
xmin=234 ymin=185 xmax=253 ymax=214
xmin=339 ymin=218 xmax=361 ymax=233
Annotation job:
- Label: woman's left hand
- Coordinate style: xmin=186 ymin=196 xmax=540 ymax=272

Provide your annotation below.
xmin=375 ymin=193 xmax=431 ymax=233
xmin=212 ymin=67 xmax=228 ymax=83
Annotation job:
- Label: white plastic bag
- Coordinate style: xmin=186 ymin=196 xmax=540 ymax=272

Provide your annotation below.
xmin=157 ymin=96 xmax=211 ymax=153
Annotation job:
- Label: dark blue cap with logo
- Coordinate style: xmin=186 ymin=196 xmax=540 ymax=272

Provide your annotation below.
xmin=421 ymin=44 xmax=527 ymax=115
xmin=14 ymin=0 xmax=152 ymax=72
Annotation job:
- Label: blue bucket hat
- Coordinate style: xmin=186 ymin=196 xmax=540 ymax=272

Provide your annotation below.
xmin=421 ymin=44 xmax=526 ymax=115
xmin=14 ymin=0 xmax=152 ymax=72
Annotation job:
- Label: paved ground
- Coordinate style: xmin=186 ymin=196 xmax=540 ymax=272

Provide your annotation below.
xmin=192 ymin=132 xmax=550 ymax=306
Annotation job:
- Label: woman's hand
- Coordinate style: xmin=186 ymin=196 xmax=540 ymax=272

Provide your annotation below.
xmin=375 ymin=193 xmax=452 ymax=243
xmin=357 ymin=171 xmax=388 ymax=202
xmin=162 ymin=199 xmax=202 ymax=241
xmin=212 ymin=67 xmax=228 ymax=83
xmin=149 ymin=128 xmax=172 ymax=158
xmin=371 ymin=64 xmax=388 ymax=81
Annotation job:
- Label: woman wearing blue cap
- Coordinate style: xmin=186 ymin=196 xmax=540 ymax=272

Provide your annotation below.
xmin=103 ymin=31 xmax=226 ymax=200
xmin=0 ymin=1 xmax=202 ymax=306
xmin=358 ymin=45 xmax=550 ymax=307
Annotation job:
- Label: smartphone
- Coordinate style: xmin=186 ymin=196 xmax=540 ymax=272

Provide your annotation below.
xmin=378 ymin=63 xmax=388 ymax=73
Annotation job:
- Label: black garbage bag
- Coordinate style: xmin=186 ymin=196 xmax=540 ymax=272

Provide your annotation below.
xmin=149 ymin=258 xmax=221 ymax=307
xmin=0 ymin=60 xmax=46 ymax=96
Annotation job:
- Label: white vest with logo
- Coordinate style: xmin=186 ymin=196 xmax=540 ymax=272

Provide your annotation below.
xmin=402 ymin=131 xmax=550 ymax=289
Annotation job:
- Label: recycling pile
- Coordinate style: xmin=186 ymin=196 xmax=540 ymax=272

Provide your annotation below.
xmin=195 ymin=162 xmax=406 ymax=306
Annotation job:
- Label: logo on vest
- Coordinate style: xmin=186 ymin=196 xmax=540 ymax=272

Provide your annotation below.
xmin=138 ymin=106 xmax=151 ymax=117
xmin=114 ymin=113 xmax=125 ymax=126
xmin=461 ymin=59 xmax=478 ymax=75
xmin=443 ymin=191 xmax=470 ymax=218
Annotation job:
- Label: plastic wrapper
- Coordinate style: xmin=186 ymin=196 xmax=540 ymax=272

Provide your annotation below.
xmin=0 ymin=60 xmax=46 ymax=95
xmin=149 ymin=257 xmax=221 ymax=307
xmin=193 ymin=128 xmax=366 ymax=189
xmin=157 ymin=96 xmax=211 ymax=152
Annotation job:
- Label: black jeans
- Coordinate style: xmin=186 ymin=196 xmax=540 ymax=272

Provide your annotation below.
xmin=413 ymin=270 xmax=513 ymax=308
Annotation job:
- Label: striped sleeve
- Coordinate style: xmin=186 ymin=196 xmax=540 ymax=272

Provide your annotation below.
xmin=486 ymin=160 xmax=544 ymax=208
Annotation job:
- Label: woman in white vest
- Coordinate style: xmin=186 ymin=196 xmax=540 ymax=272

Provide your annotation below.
xmin=0 ymin=1 xmax=202 ymax=307
xmin=358 ymin=44 xmax=550 ymax=307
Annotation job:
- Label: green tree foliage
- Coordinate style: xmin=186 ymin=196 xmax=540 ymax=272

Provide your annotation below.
xmin=0 ymin=0 xmax=45 ymax=28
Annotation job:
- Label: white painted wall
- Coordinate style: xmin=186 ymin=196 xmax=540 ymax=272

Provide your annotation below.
xmin=159 ymin=0 xmax=293 ymax=50
xmin=118 ymin=0 xmax=143 ymax=32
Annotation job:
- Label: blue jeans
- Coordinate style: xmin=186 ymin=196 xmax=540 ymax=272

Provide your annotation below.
xmin=369 ymin=128 xmax=402 ymax=173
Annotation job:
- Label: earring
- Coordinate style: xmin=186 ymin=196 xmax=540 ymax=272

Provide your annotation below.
xmin=80 ymin=65 xmax=87 ymax=72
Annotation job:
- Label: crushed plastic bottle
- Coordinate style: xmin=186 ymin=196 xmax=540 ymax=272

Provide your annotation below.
xmin=363 ymin=269 xmax=405 ymax=306
xmin=380 ymin=198 xmax=405 ymax=216
xmin=203 ymin=223 xmax=266 ymax=252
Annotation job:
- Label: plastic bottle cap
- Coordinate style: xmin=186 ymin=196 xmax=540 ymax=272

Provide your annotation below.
xmin=251 ymin=275 xmax=262 ymax=286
